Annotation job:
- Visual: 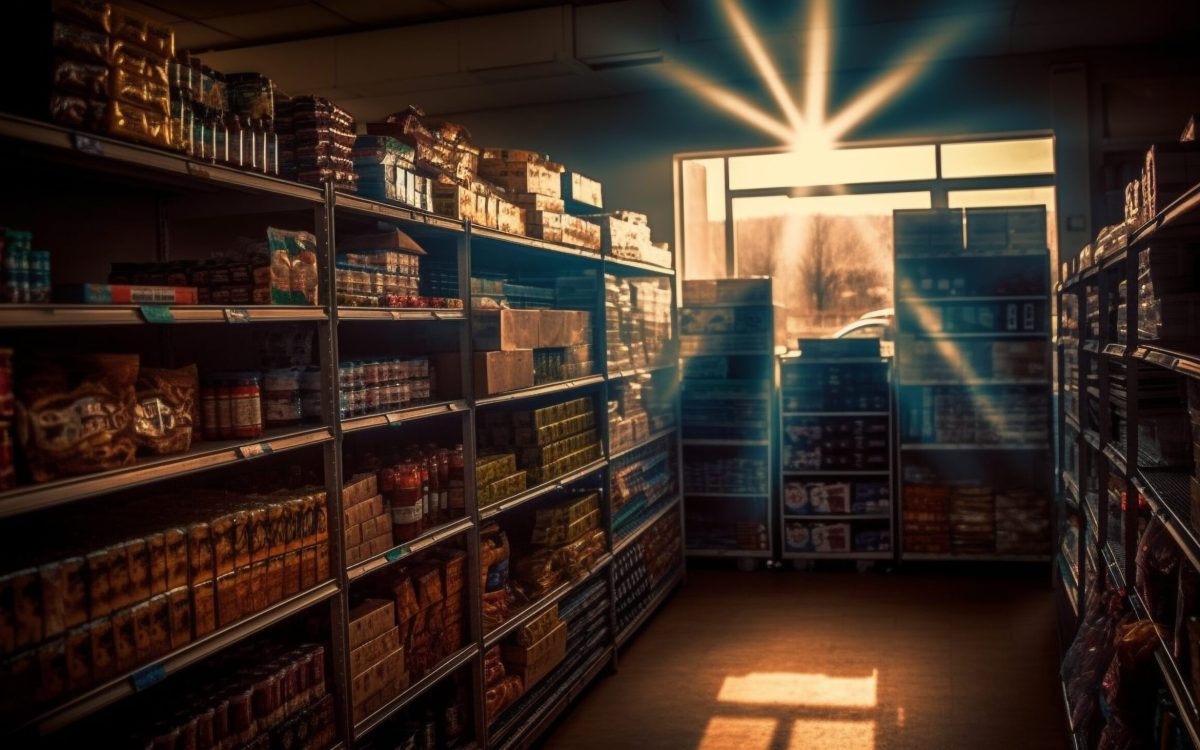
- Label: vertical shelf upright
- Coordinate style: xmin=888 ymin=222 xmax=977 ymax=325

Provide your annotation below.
xmin=778 ymin=349 xmax=895 ymax=563
xmin=678 ymin=279 xmax=785 ymax=563
xmin=894 ymin=206 xmax=1054 ymax=562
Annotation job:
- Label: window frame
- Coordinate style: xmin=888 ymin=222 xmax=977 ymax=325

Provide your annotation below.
xmin=674 ymin=131 xmax=1058 ymax=279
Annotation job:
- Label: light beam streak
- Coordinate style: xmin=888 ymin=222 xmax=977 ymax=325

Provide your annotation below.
xmin=660 ymin=64 xmax=796 ymax=144
xmin=803 ymin=0 xmax=830 ymax=133
xmin=721 ymin=0 xmax=807 ymax=135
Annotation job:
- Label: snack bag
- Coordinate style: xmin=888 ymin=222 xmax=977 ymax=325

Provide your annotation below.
xmin=266 ymin=227 xmax=320 ymax=305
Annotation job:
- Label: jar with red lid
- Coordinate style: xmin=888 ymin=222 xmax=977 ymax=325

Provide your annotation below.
xmin=229 ymin=373 xmax=263 ymax=439
xmin=390 ymin=462 xmax=423 ymax=540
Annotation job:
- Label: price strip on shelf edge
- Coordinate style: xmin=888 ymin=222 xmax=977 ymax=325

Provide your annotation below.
xmin=71 ymin=133 xmax=105 ymax=157
xmin=130 ymin=663 xmax=167 ymax=692
xmin=237 ymin=442 xmax=273 ymax=460
xmin=139 ymin=305 xmax=175 ymax=323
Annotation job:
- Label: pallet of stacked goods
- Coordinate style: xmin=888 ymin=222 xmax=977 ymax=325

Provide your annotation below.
xmin=614 ymin=505 xmax=683 ymax=646
xmin=894 ymin=206 xmax=1053 ymax=562
xmin=1059 ymin=116 xmax=1200 ymax=749
xmin=779 ymin=342 xmax=894 ymax=564
xmin=680 ymin=278 xmax=785 ymax=563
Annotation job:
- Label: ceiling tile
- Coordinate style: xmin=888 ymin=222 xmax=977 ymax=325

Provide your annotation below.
xmin=142 ymin=0 xmax=305 ymax=21
xmin=316 ymin=0 xmax=448 ymax=25
xmin=116 ymin=1 xmax=183 ymax=22
xmin=203 ymin=5 xmax=353 ymax=40
xmin=173 ymin=21 xmax=244 ymax=50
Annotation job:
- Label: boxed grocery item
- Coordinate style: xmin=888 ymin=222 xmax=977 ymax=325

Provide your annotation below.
xmin=965 ymin=206 xmax=1046 ymax=252
xmin=525 ymin=210 xmax=564 ymax=242
xmin=434 ymin=350 xmax=534 ymax=399
xmin=561 ymin=172 xmax=603 ymax=210
xmin=472 ymin=308 xmax=542 ymax=351
xmin=349 ymin=598 xmax=395 ymax=649
xmin=561 ymin=215 xmax=602 ymax=251
xmin=479 ymin=160 xmax=561 ymax=197
xmin=783 ymin=521 xmax=852 ymax=552
xmin=894 ymin=208 xmax=963 ymax=256
xmin=502 ymin=619 xmax=567 ymax=689
xmin=538 ymin=309 xmax=592 ymax=348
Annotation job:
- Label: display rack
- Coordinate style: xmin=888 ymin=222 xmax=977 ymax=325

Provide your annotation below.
xmin=678 ymin=280 xmax=784 ymax=563
xmin=777 ymin=351 xmax=895 ymax=563
xmin=1056 ymin=172 xmax=1200 ymax=748
xmin=893 ymin=206 xmax=1054 ymax=563
xmin=0 ymin=113 xmax=683 ymax=749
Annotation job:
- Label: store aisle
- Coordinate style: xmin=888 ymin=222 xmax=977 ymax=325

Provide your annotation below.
xmin=539 ymin=569 xmax=1065 ymax=750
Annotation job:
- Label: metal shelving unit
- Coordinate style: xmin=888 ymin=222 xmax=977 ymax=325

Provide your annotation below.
xmin=1055 ymin=174 xmax=1200 ymax=748
xmin=894 ymin=207 xmax=1054 ymax=564
xmin=778 ymin=352 xmax=895 ymax=563
xmin=0 ymin=112 xmax=684 ymax=749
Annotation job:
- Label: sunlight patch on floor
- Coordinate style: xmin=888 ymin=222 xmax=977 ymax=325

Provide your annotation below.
xmin=717 ymin=670 xmax=878 ymax=708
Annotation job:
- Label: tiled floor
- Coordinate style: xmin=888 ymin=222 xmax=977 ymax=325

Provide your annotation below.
xmin=538 ymin=569 xmax=1067 ymax=750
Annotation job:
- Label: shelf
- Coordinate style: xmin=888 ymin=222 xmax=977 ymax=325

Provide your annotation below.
xmin=334 ymin=191 xmax=465 ymax=234
xmin=1065 ymin=412 xmax=1081 ymax=433
xmin=902 ymin=331 xmax=1047 ymax=339
xmin=897 ymin=294 xmax=1046 ymax=303
xmin=609 ymin=426 xmax=677 ymax=462
xmin=682 ymin=491 xmax=768 ymax=498
xmin=1061 ymin=679 xmax=1083 ymax=750
xmin=606 ymin=362 xmax=677 ymax=380
xmin=347 ymin=518 xmax=475 ymax=581
xmin=25 ymin=580 xmax=339 ymax=735
xmin=783 ymin=513 xmax=892 ymax=521
xmin=479 ymin=459 xmax=608 ymax=520
xmin=783 ymin=551 xmax=893 ymax=560
xmin=483 ymin=554 xmax=612 ymax=648
xmin=1063 ymin=472 xmax=1081 ymax=505
xmin=1135 ymin=468 xmax=1200 ymax=573
xmin=1102 ymin=542 xmax=1127 ymax=590
xmin=493 ymin=647 xmax=612 ymax=750
xmin=1124 ymin=586 xmax=1200 ymax=749
xmin=475 ymin=374 xmax=605 ymax=407
xmin=613 ymin=496 xmax=682 ymax=555
xmin=340 ymin=400 xmax=467 ymax=433
xmin=0 ymin=113 xmax=324 ymax=203
xmin=1104 ymin=343 xmax=1128 ymax=359
xmin=1103 ymin=443 xmax=1128 ymax=477
xmin=680 ymin=438 xmax=769 ymax=447
xmin=616 ymin=570 xmax=684 ymax=648
xmin=1082 ymin=341 xmax=1100 ymax=353
xmin=603 ymin=255 xmax=675 ymax=276
xmin=782 ymin=356 xmax=889 ymax=365
xmin=1134 ymin=345 xmax=1200 ymax=381
xmin=901 ymin=442 xmax=1050 ymax=451
xmin=782 ymin=411 xmax=889 ymax=417
xmin=896 ymin=250 xmax=1048 ymax=260
xmin=470 ymin=225 xmax=603 ymax=263
xmin=901 ymin=378 xmax=1047 ymax=387
xmin=1131 ymin=179 xmax=1200 ymax=245
xmin=1084 ymin=493 xmax=1101 ymax=537
xmin=352 ymin=644 xmax=480 ymax=741
xmin=783 ymin=470 xmax=890 ymax=477
xmin=1083 ymin=430 xmax=1101 ymax=451
xmin=0 ymin=304 xmax=327 ymax=326
xmin=686 ymin=549 xmax=773 ymax=558
xmin=902 ymin=553 xmax=1050 ymax=562
xmin=336 ymin=307 xmax=466 ymax=322
xmin=0 ymin=425 xmax=334 ymax=520
xmin=680 ymin=349 xmax=781 ymax=357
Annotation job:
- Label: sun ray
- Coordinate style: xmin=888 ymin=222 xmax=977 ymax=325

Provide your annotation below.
xmin=721 ymin=0 xmax=807 ymax=135
xmin=803 ymin=0 xmax=830 ymax=133
xmin=660 ymin=64 xmax=796 ymax=144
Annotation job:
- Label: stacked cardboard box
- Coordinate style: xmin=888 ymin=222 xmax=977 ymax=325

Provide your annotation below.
xmin=781 ymin=416 xmax=889 ymax=472
xmin=581 ymin=211 xmax=672 ymax=268
xmin=386 ymin=550 xmax=467 ymax=680
xmin=501 ymin=611 xmax=567 ymax=690
xmin=512 ymin=494 xmax=607 ymax=596
xmin=950 ymin=486 xmax=995 ymax=555
xmin=474 ymin=452 xmax=527 ymax=506
xmin=903 ymin=483 xmax=952 ymax=554
xmin=995 ymin=490 xmax=1049 ymax=555
xmin=965 ymin=207 xmax=1047 ymax=253
xmin=606 ymin=276 xmax=674 ymax=372
xmin=352 ymin=135 xmax=433 ymax=211
xmin=894 ymin=209 xmax=964 ymax=258
xmin=343 ymin=473 xmax=392 ymax=566
xmin=277 ymin=96 xmax=357 ymax=192
xmin=348 ymin=598 xmax=407 ymax=724
xmin=479 ymin=149 xmax=603 ymax=250
xmin=478 ymin=398 xmax=602 ymax=488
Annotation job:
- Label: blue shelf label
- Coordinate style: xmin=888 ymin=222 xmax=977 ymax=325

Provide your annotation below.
xmin=385 ymin=545 xmax=410 ymax=563
xmin=131 ymin=663 xmax=166 ymax=691
xmin=139 ymin=305 xmax=175 ymax=323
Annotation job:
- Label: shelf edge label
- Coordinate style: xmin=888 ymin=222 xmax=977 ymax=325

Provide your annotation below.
xmin=72 ymin=133 xmax=105 ymax=156
xmin=131 ymin=663 xmax=167 ymax=691
xmin=224 ymin=307 xmax=250 ymax=323
xmin=237 ymin=443 xmax=273 ymax=460
xmin=139 ymin=305 xmax=175 ymax=323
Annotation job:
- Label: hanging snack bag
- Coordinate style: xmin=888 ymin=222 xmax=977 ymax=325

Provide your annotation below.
xmin=266 ymin=228 xmax=320 ymax=305
xmin=134 ymin=364 xmax=198 ymax=455
xmin=16 ymin=353 xmax=139 ymax=481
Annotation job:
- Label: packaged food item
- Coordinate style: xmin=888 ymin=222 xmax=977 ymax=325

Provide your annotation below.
xmin=134 ymin=364 xmax=198 ymax=455
xmin=108 ymin=99 xmax=173 ymax=149
xmin=16 ymin=353 xmax=139 ymax=482
xmin=266 ymin=228 xmax=320 ymax=305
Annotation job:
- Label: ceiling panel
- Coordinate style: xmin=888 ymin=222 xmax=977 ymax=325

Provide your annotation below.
xmin=143 ymin=0 xmax=307 ymax=21
xmin=204 ymin=5 xmax=353 ymax=39
xmin=174 ymin=21 xmax=245 ymax=50
xmin=316 ymin=0 xmax=449 ymax=24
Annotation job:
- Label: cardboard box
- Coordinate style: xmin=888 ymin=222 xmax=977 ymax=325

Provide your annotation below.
xmin=561 ymin=214 xmax=601 ymax=251
xmin=502 ymin=620 xmax=567 ymax=689
xmin=682 ymin=278 xmax=775 ymax=305
xmin=349 ymin=598 xmax=396 ymax=649
xmin=514 ymin=193 xmax=566 ymax=213
xmin=351 ymin=645 xmax=406 ymax=702
xmin=472 ymin=308 xmax=542 ymax=351
xmin=525 ymin=210 xmax=564 ymax=243
xmin=479 ymin=160 xmax=561 ymax=198
xmin=350 ymin=625 xmax=401 ymax=676
xmin=435 ymin=350 xmax=534 ymax=399
xmin=561 ymin=172 xmax=602 ymax=210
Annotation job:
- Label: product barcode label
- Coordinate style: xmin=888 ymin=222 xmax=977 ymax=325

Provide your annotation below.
xmin=71 ymin=133 xmax=104 ymax=156
xmin=130 ymin=663 xmax=167 ymax=691
xmin=139 ymin=305 xmax=175 ymax=323
xmin=237 ymin=443 xmax=273 ymax=459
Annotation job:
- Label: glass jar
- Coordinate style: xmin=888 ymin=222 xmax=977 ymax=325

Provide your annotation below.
xmin=262 ymin=368 xmax=301 ymax=428
xmin=390 ymin=462 xmax=424 ymax=540
xmin=230 ymin=373 xmax=263 ymax=439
